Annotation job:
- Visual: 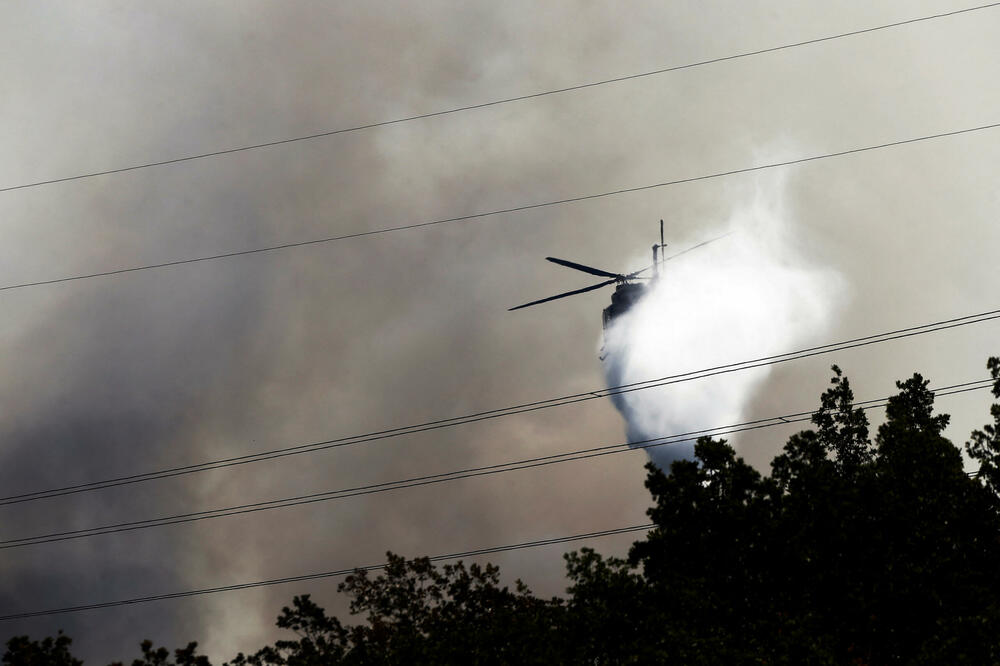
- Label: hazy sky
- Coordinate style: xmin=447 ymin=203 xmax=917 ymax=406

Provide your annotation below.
xmin=2 ymin=1 xmax=999 ymax=661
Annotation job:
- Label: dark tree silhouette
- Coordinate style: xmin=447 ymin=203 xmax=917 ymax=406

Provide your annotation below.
xmin=227 ymin=556 xmax=565 ymax=665
xmin=110 ymin=640 xmax=211 ymax=666
xmin=2 ymin=632 xmax=82 ymax=666
xmin=968 ymin=356 xmax=1000 ymax=496
xmin=622 ymin=361 xmax=1000 ymax=664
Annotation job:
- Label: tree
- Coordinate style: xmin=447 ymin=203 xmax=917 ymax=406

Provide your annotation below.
xmin=625 ymin=362 xmax=1000 ymax=664
xmin=3 ymin=632 xmax=82 ymax=666
xmin=968 ymin=356 xmax=1000 ymax=497
xmin=228 ymin=555 xmax=565 ymax=665
xmin=561 ymin=547 xmax=660 ymax=664
xmin=110 ymin=640 xmax=211 ymax=666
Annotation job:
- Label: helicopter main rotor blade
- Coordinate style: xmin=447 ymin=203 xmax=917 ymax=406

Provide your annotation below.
xmin=545 ymin=257 xmax=622 ymax=279
xmin=627 ymin=231 xmax=734 ymax=277
xmin=660 ymin=231 xmax=733 ymax=264
xmin=509 ymin=278 xmax=617 ymax=311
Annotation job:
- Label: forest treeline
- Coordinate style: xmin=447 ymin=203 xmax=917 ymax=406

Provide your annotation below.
xmin=6 ymin=358 xmax=1000 ymax=665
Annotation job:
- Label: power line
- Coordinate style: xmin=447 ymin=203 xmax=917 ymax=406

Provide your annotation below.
xmin=2 ymin=307 xmax=997 ymax=508
xmin=3 ymin=121 xmax=1000 ymax=293
xmin=2 ymin=3 xmax=996 ymax=197
xmin=0 ymin=523 xmax=654 ymax=621
xmin=1 ymin=379 xmax=990 ymax=550
xmin=2 ymin=464 xmax=991 ymax=622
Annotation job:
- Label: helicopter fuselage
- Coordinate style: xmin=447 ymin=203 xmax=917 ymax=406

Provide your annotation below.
xmin=602 ymin=281 xmax=647 ymax=330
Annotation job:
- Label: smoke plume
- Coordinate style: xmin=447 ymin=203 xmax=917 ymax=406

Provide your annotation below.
xmin=601 ymin=183 xmax=847 ymax=467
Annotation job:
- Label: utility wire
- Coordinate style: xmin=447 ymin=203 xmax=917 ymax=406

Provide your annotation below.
xmin=0 ymin=523 xmax=654 ymax=621
xmin=2 ymin=2 xmax=997 ymax=196
xmin=1 ymin=380 xmax=990 ymax=550
xmin=3 ymin=121 xmax=1000 ymax=293
xmin=2 ymin=307 xmax=997 ymax=508
xmin=2 ymin=463 xmax=991 ymax=621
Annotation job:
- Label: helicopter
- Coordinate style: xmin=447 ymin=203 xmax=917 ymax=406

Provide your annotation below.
xmin=509 ymin=221 xmax=730 ymax=331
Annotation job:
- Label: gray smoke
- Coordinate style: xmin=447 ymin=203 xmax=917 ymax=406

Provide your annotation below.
xmin=5 ymin=3 xmax=999 ymax=663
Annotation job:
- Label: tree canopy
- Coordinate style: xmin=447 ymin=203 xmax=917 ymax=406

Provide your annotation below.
xmin=7 ymin=358 xmax=1000 ymax=664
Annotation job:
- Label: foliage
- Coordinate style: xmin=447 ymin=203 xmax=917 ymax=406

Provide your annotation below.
xmin=110 ymin=640 xmax=211 ymax=666
xmin=2 ymin=632 xmax=82 ymax=666
xmin=620 ymin=362 xmax=1000 ymax=664
xmin=967 ymin=357 xmax=1000 ymax=496
xmin=227 ymin=556 xmax=565 ymax=665
xmin=7 ymin=358 xmax=1000 ymax=664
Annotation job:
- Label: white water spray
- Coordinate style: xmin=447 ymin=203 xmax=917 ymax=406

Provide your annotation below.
xmin=601 ymin=185 xmax=847 ymax=467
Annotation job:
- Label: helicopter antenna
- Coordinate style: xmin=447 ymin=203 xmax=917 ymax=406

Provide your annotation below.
xmin=660 ymin=219 xmax=667 ymax=268
xmin=656 ymin=219 xmax=667 ymax=276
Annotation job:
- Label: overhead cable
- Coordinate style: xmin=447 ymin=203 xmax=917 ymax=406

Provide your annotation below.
xmin=1 ymin=379 xmax=990 ymax=550
xmin=2 ymin=307 xmax=997 ymax=508
xmin=3 ymin=121 xmax=1000 ymax=293
xmin=0 ymin=523 xmax=653 ymax=620
xmin=1 ymin=3 xmax=997 ymax=196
